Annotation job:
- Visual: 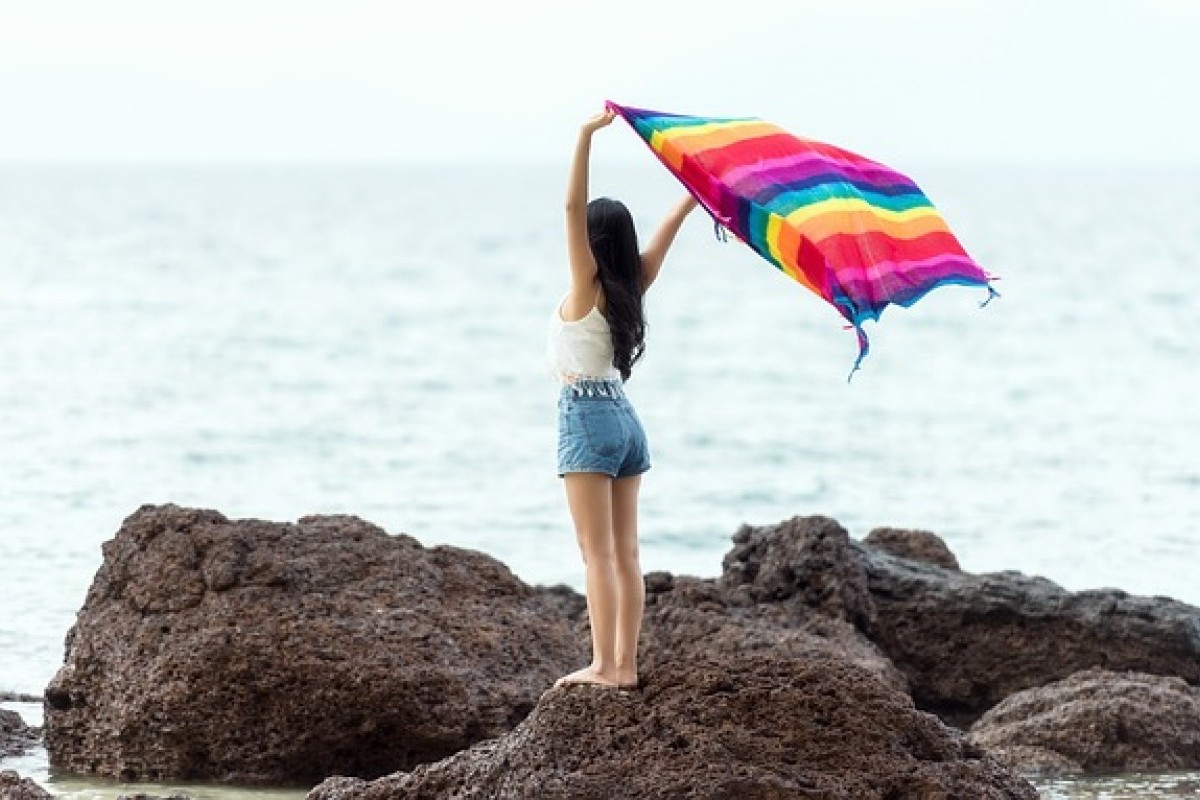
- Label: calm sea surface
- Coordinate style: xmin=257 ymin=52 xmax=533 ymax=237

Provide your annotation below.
xmin=1 ymin=161 xmax=1197 ymax=798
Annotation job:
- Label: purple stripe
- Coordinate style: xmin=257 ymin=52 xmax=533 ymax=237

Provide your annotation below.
xmin=831 ymin=255 xmax=981 ymax=284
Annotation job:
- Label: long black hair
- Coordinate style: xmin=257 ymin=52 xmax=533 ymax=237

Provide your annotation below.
xmin=586 ymin=197 xmax=646 ymax=381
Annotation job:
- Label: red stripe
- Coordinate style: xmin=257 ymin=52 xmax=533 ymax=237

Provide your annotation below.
xmin=795 ymin=231 xmax=972 ymax=273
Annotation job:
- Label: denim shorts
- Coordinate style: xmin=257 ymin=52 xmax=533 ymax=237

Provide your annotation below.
xmin=557 ymin=378 xmax=651 ymax=479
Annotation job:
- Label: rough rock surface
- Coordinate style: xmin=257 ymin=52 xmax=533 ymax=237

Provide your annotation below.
xmin=864 ymin=526 xmax=960 ymax=570
xmin=721 ymin=515 xmax=1200 ymax=728
xmin=858 ymin=542 xmax=1200 ymax=727
xmin=43 ymin=504 xmax=586 ymax=785
xmin=0 ymin=772 xmax=51 ymax=800
xmin=969 ymin=668 xmax=1200 ymax=775
xmin=307 ymin=653 xmax=1037 ymax=800
xmin=0 ymin=711 xmax=37 ymax=759
xmin=720 ymin=516 xmax=876 ymax=630
xmin=640 ymin=571 xmax=907 ymax=693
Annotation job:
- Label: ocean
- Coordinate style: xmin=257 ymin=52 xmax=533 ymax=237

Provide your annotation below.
xmin=1 ymin=161 xmax=1197 ymax=798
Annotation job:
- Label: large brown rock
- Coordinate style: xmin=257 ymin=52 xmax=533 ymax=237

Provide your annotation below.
xmin=0 ymin=711 xmax=37 ymax=759
xmin=43 ymin=504 xmax=586 ymax=785
xmin=306 ymin=653 xmax=1037 ymax=800
xmin=858 ymin=544 xmax=1200 ymax=727
xmin=0 ymin=772 xmax=51 ymax=800
xmin=720 ymin=516 xmax=876 ymax=630
xmin=721 ymin=515 xmax=1200 ymax=728
xmin=968 ymin=668 xmax=1200 ymax=775
xmin=640 ymin=571 xmax=907 ymax=693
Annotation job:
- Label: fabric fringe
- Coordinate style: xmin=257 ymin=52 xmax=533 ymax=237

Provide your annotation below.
xmin=847 ymin=325 xmax=870 ymax=383
xmin=980 ymin=284 xmax=1000 ymax=308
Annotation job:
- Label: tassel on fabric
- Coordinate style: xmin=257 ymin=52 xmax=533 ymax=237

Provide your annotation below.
xmin=847 ymin=325 xmax=870 ymax=383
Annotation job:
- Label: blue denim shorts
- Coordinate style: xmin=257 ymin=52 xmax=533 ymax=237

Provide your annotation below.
xmin=557 ymin=378 xmax=651 ymax=479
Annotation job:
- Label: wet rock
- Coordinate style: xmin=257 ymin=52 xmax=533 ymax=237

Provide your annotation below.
xmin=306 ymin=653 xmax=1036 ymax=800
xmin=0 ymin=711 xmax=38 ymax=759
xmin=864 ymin=526 xmax=960 ymax=570
xmin=44 ymin=504 xmax=586 ymax=785
xmin=0 ymin=772 xmax=51 ymax=800
xmin=968 ymin=668 xmax=1200 ymax=775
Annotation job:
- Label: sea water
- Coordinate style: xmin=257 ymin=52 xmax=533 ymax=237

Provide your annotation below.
xmin=1 ymin=161 xmax=1197 ymax=798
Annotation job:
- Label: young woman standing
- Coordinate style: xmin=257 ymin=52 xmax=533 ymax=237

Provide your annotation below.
xmin=547 ymin=107 xmax=697 ymax=688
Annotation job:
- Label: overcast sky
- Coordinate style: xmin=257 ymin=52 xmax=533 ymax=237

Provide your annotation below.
xmin=1 ymin=0 xmax=1197 ymax=165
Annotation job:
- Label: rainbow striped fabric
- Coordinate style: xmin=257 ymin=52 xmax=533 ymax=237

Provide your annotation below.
xmin=607 ymin=101 xmax=997 ymax=376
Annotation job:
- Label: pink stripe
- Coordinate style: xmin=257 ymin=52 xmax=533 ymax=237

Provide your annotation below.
xmin=715 ymin=150 xmax=912 ymax=193
xmin=832 ymin=255 xmax=979 ymax=282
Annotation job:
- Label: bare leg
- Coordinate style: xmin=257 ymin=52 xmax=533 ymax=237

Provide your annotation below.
xmin=611 ymin=474 xmax=644 ymax=688
xmin=555 ymin=472 xmax=622 ymax=687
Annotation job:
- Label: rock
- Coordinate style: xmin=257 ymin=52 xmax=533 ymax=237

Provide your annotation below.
xmin=641 ymin=571 xmax=907 ymax=693
xmin=720 ymin=515 xmax=1200 ymax=728
xmin=0 ymin=711 xmax=38 ymax=759
xmin=306 ymin=653 xmax=1036 ymax=800
xmin=0 ymin=695 xmax=40 ymax=704
xmin=44 ymin=504 xmax=587 ymax=785
xmin=864 ymin=527 xmax=960 ymax=570
xmin=0 ymin=772 xmax=51 ymax=800
xmin=720 ymin=515 xmax=875 ymax=629
xmin=858 ymin=543 xmax=1200 ymax=727
xmin=968 ymin=668 xmax=1200 ymax=775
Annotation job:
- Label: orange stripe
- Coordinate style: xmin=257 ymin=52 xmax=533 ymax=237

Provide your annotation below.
xmin=768 ymin=215 xmax=822 ymax=294
xmin=653 ymin=121 xmax=779 ymax=171
xmin=799 ymin=207 xmax=951 ymax=243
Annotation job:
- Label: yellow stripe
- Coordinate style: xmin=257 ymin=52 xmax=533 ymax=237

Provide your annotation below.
xmin=765 ymin=214 xmax=821 ymax=294
xmin=651 ymin=120 xmax=779 ymax=171
xmin=804 ymin=207 xmax=950 ymax=242
xmin=785 ymin=197 xmax=940 ymax=226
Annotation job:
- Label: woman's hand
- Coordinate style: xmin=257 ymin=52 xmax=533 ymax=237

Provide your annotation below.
xmin=581 ymin=108 xmax=616 ymax=135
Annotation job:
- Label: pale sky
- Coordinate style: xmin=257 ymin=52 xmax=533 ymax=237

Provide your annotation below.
xmin=1 ymin=0 xmax=1197 ymax=165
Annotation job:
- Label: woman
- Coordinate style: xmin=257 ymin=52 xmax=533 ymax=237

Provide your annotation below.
xmin=547 ymin=107 xmax=697 ymax=689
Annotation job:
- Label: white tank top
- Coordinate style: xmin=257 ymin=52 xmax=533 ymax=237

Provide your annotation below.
xmin=546 ymin=288 xmax=621 ymax=384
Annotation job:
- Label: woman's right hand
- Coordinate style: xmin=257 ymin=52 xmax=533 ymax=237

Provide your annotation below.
xmin=581 ymin=108 xmax=616 ymax=135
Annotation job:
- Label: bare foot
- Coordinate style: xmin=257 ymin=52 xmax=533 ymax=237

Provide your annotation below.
xmin=614 ymin=667 xmax=639 ymax=689
xmin=554 ymin=665 xmax=623 ymax=688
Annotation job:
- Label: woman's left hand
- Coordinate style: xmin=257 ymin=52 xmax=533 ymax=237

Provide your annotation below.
xmin=581 ymin=108 xmax=616 ymax=134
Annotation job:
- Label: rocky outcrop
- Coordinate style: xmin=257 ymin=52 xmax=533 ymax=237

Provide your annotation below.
xmin=44 ymin=504 xmax=1200 ymax=791
xmin=721 ymin=516 xmax=875 ymax=629
xmin=968 ymin=668 xmax=1200 ymax=775
xmin=0 ymin=772 xmax=51 ymax=800
xmin=307 ymin=653 xmax=1037 ymax=800
xmin=640 ymin=571 xmax=907 ymax=693
xmin=858 ymin=544 xmax=1200 ymax=727
xmin=719 ymin=515 xmax=1200 ymax=728
xmin=43 ymin=504 xmax=586 ymax=785
xmin=0 ymin=711 xmax=37 ymax=759
xmin=863 ymin=526 xmax=960 ymax=570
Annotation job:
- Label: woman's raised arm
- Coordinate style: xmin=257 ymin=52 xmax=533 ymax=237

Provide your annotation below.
xmin=641 ymin=194 xmax=698 ymax=291
xmin=565 ymin=109 xmax=616 ymax=289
